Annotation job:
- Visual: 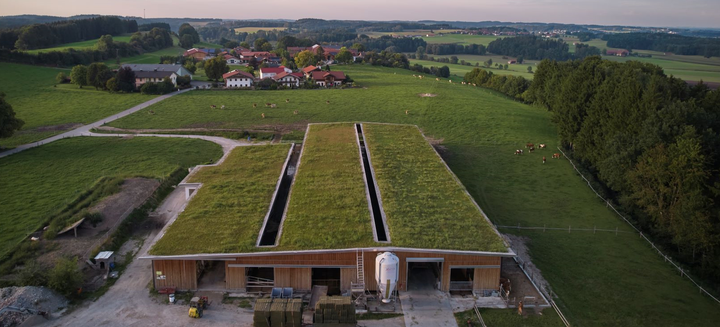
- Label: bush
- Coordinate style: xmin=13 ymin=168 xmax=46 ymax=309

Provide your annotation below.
xmin=16 ymin=261 xmax=48 ymax=286
xmin=48 ymin=256 xmax=83 ymax=297
xmin=55 ymin=72 xmax=69 ymax=84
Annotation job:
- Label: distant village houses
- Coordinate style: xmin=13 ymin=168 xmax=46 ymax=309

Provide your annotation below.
xmin=120 ymin=64 xmax=192 ymax=89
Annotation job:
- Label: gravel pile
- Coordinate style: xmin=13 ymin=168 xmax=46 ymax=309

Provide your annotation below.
xmin=0 ymin=286 xmax=68 ymax=327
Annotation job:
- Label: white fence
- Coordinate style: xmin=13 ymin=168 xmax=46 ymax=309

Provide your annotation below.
xmin=556 ymin=146 xmax=720 ymax=306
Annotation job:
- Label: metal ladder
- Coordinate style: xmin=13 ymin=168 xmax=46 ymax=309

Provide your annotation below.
xmin=352 ymin=249 xmax=367 ymax=307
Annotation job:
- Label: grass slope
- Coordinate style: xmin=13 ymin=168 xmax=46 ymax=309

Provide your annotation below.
xmin=410 ymin=56 xmax=536 ymax=80
xmin=106 ymin=65 xmax=720 ymax=326
xmin=363 ymin=123 xmax=506 ymax=252
xmin=278 ymin=123 xmax=375 ymax=250
xmin=0 ymin=62 xmax=157 ymax=148
xmin=24 ymin=35 xmax=133 ymax=54
xmin=150 ymin=145 xmax=290 ymax=255
xmin=0 ymin=137 xmax=222 ymax=255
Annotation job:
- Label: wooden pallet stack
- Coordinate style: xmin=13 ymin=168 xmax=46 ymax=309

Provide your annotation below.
xmin=253 ymin=298 xmax=273 ymax=327
xmin=313 ymin=296 xmax=356 ymax=325
xmin=253 ymin=298 xmax=304 ymax=327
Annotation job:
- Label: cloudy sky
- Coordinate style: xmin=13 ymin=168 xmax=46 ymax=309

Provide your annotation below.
xmin=1 ymin=0 xmax=718 ymax=28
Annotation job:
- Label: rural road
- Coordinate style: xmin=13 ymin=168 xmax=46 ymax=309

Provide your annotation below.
xmin=0 ymin=88 xmax=194 ymax=159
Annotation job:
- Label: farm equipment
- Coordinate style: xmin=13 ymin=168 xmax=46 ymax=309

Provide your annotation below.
xmin=188 ymin=296 xmax=209 ymax=318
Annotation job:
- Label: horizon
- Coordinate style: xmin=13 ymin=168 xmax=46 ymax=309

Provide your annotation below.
xmin=1 ymin=0 xmax=719 ymax=29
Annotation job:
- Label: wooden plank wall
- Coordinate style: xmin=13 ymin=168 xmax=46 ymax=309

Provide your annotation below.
xmin=225 ymin=263 xmax=246 ymax=290
xmin=473 ymin=268 xmax=501 ymax=290
xmin=340 ymin=268 xmax=356 ymax=291
xmin=275 ymin=268 xmax=312 ymax=290
xmin=153 ymin=260 xmax=197 ymax=291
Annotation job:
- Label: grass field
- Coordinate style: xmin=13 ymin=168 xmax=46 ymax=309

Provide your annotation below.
xmin=422 ymin=34 xmax=504 ymax=46
xmin=194 ymin=41 xmax=224 ymax=49
xmin=410 ymin=55 xmax=537 ymax=80
xmin=603 ymin=55 xmax=720 ymax=83
xmin=0 ymin=137 xmax=223 ymax=255
xmin=24 ymin=35 xmax=133 ymax=54
xmin=234 ymin=27 xmax=287 ymax=34
xmin=363 ymin=124 xmax=506 ymax=252
xmin=104 ymin=45 xmax=185 ymax=67
xmin=106 ymin=64 xmax=720 ymax=326
xmin=455 ymin=308 xmax=562 ymax=326
xmin=363 ymin=29 xmax=463 ymax=38
xmin=150 ymin=144 xmax=290 ymax=255
xmin=0 ymin=62 xmax=157 ymax=148
xmin=278 ymin=123 xmax=375 ymax=250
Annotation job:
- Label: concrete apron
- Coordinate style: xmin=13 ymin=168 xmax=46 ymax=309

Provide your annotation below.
xmin=400 ymin=290 xmax=458 ymax=327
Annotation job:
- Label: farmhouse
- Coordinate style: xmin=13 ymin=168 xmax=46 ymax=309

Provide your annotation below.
xmin=311 ymin=71 xmax=346 ymax=87
xmin=273 ymin=72 xmax=303 ymax=88
xmin=121 ymin=64 xmax=193 ymax=78
xmin=143 ymin=123 xmax=513 ymax=298
xmin=259 ymin=66 xmax=292 ymax=79
xmin=224 ymin=54 xmax=241 ymax=64
xmin=223 ymin=70 xmax=255 ymax=88
xmin=183 ymin=48 xmax=208 ymax=60
xmin=133 ymin=70 xmax=178 ymax=88
xmin=606 ymin=49 xmax=630 ymax=57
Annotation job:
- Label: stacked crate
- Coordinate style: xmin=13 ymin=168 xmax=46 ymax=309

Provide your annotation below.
xmin=285 ymin=299 xmax=303 ymax=327
xmin=253 ymin=298 xmax=273 ymax=327
xmin=270 ymin=299 xmax=288 ymax=327
xmin=314 ymin=296 xmax=356 ymax=325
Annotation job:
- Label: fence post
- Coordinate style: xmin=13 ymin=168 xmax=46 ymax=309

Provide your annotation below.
xmin=616 ymin=227 xmax=618 ymax=236
xmin=594 ymin=226 xmax=596 ymax=234
xmin=568 ymin=225 xmax=571 ymax=233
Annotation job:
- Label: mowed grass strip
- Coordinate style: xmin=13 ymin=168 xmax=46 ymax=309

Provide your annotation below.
xmin=0 ymin=62 xmax=157 ymax=148
xmin=24 ymin=35 xmax=133 ymax=54
xmin=277 ymin=123 xmax=375 ymax=250
xmin=150 ymin=144 xmax=290 ymax=255
xmin=363 ymin=124 xmax=506 ymax=252
xmin=0 ymin=137 xmax=223 ymax=254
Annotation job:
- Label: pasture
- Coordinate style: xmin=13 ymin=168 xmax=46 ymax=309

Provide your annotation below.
xmin=24 ymin=35 xmax=133 ymax=54
xmin=0 ymin=62 xmax=157 ymax=148
xmin=106 ymin=64 xmax=720 ymax=326
xmin=104 ymin=45 xmax=184 ymax=67
xmin=603 ymin=55 xmax=720 ymax=83
xmin=363 ymin=29 xmax=463 ymax=38
xmin=410 ymin=55 xmax=537 ymax=80
xmin=422 ymin=34 xmax=504 ymax=46
xmin=234 ymin=27 xmax=287 ymax=34
xmin=0 ymin=136 xmax=223 ymax=256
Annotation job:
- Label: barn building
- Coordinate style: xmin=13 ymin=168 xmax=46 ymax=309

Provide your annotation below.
xmin=142 ymin=123 xmax=514 ymax=297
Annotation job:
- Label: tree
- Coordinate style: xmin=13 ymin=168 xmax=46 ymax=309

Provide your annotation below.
xmin=351 ymin=43 xmax=365 ymax=52
xmin=415 ymin=46 xmax=425 ymax=60
xmin=87 ymin=63 xmax=110 ymax=90
xmin=48 ymin=257 xmax=83 ymax=297
xmin=115 ymin=66 xmax=135 ymax=93
xmin=0 ymin=92 xmax=24 ymax=139
xmin=178 ymin=23 xmax=200 ymax=48
xmin=437 ymin=66 xmax=450 ymax=78
xmin=106 ymin=77 xmax=118 ymax=92
xmin=55 ymin=72 xmax=68 ymax=84
xmin=70 ymin=65 xmax=88 ymax=88
xmin=248 ymin=57 xmax=258 ymax=70
xmin=224 ymin=40 xmax=239 ymax=49
xmin=504 ymin=64 xmax=509 ymax=70
xmin=179 ymin=34 xmax=195 ymax=49
xmin=527 ymin=66 xmax=533 ymax=73
xmin=295 ymin=50 xmax=315 ymax=68
xmin=204 ymin=56 xmax=228 ymax=82
xmin=239 ymin=41 xmax=250 ymax=49
xmin=483 ymin=58 xmax=493 ymax=68
xmin=450 ymin=56 xmax=458 ymax=64
xmin=16 ymin=261 xmax=48 ymax=286
xmin=335 ymin=47 xmax=353 ymax=64
xmin=96 ymin=34 xmax=114 ymax=52
xmin=517 ymin=55 xmax=524 ymax=64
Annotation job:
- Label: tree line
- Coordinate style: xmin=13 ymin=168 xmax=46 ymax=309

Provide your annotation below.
xmin=486 ymin=35 xmax=573 ymax=61
xmin=422 ymin=43 xmax=488 ymax=56
xmin=463 ymin=67 xmax=531 ymax=99
xmin=525 ymin=56 xmax=720 ymax=289
xmin=0 ymin=16 xmax=138 ymax=50
xmin=603 ymin=33 xmax=720 ymax=57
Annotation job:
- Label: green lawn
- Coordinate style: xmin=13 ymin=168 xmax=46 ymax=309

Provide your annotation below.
xmin=150 ymin=144 xmax=290 ymax=255
xmin=410 ymin=55 xmax=537 ymax=80
xmin=422 ymin=34 xmax=505 ymax=46
xmin=363 ymin=123 xmax=506 ymax=252
xmin=104 ymin=45 xmax=185 ymax=67
xmin=106 ymin=64 xmax=720 ymax=326
xmin=456 ymin=308 xmax=563 ymax=327
xmin=0 ymin=62 xmax=157 ymax=148
xmin=24 ymin=35 xmax=133 ymax=54
xmin=278 ymin=123 xmax=375 ymax=250
xmin=0 ymin=137 xmax=223 ymax=256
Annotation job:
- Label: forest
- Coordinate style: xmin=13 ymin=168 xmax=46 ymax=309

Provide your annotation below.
xmin=486 ymin=35 xmax=572 ymax=60
xmin=524 ymin=56 xmax=720 ymax=288
xmin=604 ymin=33 xmax=720 ymax=57
xmin=0 ymin=16 xmax=138 ymax=50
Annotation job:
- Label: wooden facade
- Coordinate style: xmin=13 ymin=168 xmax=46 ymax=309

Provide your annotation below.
xmin=153 ymin=250 xmax=504 ymax=292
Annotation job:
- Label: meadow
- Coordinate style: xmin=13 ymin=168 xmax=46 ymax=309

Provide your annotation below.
xmin=0 ymin=137 xmax=223 ymax=256
xmin=422 ymin=34 xmax=504 ymax=46
xmin=23 ymin=35 xmax=133 ymax=54
xmin=278 ymin=123 xmax=375 ymax=250
xmin=0 ymin=62 xmax=157 ymax=148
xmin=363 ymin=123 xmax=505 ymax=251
xmin=150 ymin=144 xmax=290 ymax=255
xmin=106 ymin=64 xmax=720 ymax=326
xmin=363 ymin=29 xmax=463 ymax=38
xmin=234 ymin=27 xmax=287 ymax=34
xmin=410 ymin=55 xmax=537 ymax=80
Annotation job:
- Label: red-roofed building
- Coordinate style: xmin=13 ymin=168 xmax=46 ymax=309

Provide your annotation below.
xmin=606 ymin=49 xmax=629 ymax=57
xmin=183 ymin=48 xmax=208 ymax=60
xmin=273 ymin=71 xmax=303 ymax=88
xmin=310 ymin=71 xmax=346 ymax=87
xmin=223 ymin=70 xmax=255 ymax=88
xmin=259 ymin=66 xmax=292 ymax=79
xmin=301 ymin=65 xmax=321 ymax=78
xmin=224 ymin=54 xmax=241 ymax=65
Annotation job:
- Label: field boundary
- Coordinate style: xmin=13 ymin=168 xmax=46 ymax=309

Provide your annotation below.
xmin=556 ymin=146 xmax=720 ymax=306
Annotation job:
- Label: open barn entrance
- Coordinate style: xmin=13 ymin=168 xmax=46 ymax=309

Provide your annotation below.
xmin=312 ymin=268 xmax=341 ymax=295
xmin=246 ymin=267 xmax=275 ymax=293
xmin=197 ymin=261 xmax=226 ymax=290
xmin=407 ymin=260 xmax=442 ymax=291
xmin=449 ymin=268 xmax=475 ymax=295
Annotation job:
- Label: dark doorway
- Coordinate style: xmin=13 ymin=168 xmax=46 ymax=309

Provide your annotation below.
xmin=450 ymin=268 xmax=474 ymax=294
xmin=407 ymin=262 xmax=442 ymax=291
xmin=246 ymin=267 xmax=275 ymax=293
xmin=312 ymin=268 xmax=341 ymax=295
xmin=197 ymin=261 xmax=226 ymax=290
xmin=99 ymin=262 xmax=105 ymax=270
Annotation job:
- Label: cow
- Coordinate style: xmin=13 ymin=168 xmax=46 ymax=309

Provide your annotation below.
xmin=529 ymin=146 xmax=535 ymax=153
xmin=436 ymin=78 xmax=440 ymax=81
xmin=462 ymin=82 xmax=466 ymax=85
xmin=418 ymin=75 xmax=423 ymax=79
xmin=286 ymin=99 xmax=290 ymax=103
xmin=543 ymin=156 xmax=546 ymax=164
xmin=265 ymin=103 xmax=271 ymax=107
xmin=449 ymin=80 xmax=452 ymax=83
xmin=539 ymin=143 xmax=546 ymax=149
xmin=412 ymin=74 xmax=416 ymax=77
xmin=293 ymin=110 xmax=298 ymax=115
xmin=515 ymin=149 xmax=523 ymax=155
xmin=261 ymin=113 xmax=265 ymax=118
xmin=526 ymin=143 xmax=534 ymax=148
xmin=270 ymin=104 xmax=277 ymax=108
xmin=253 ymin=103 xmax=257 ymax=108
xmin=405 ymin=110 xmax=409 ymax=115
xmin=326 ymin=100 xmax=330 ymax=105
xmin=210 ymin=105 xmax=216 ymax=109
xmin=221 ymin=105 xmax=225 ymax=110
xmin=552 ymin=153 xmax=561 ymax=159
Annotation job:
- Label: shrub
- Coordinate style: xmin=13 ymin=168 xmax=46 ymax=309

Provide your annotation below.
xmin=48 ymin=256 xmax=83 ymax=297
xmin=55 ymin=72 xmax=69 ymax=84
xmin=16 ymin=261 xmax=48 ymax=286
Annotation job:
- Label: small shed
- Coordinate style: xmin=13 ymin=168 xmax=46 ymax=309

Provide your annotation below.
xmin=94 ymin=251 xmax=115 ymax=270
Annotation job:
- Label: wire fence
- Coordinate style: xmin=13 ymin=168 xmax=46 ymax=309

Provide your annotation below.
xmin=511 ymin=254 xmax=571 ymax=326
xmin=556 ymin=146 xmax=720 ymax=305
xmin=497 ymin=225 xmax=633 ymax=235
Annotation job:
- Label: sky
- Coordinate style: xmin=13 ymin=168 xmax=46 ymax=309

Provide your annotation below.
xmin=1 ymin=0 xmax=719 ymax=28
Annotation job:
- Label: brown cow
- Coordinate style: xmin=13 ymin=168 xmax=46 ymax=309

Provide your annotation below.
xmin=405 ymin=110 xmax=409 ymax=115
xmin=261 ymin=113 xmax=265 ymax=118
xmin=526 ymin=143 xmax=534 ymax=148
xmin=552 ymin=153 xmax=561 ymax=159
xmin=529 ymin=146 xmax=535 ymax=153
xmin=293 ymin=110 xmax=298 ymax=115
xmin=326 ymin=100 xmax=330 ymax=104
xmin=265 ymin=103 xmax=271 ymax=107
xmin=210 ymin=105 xmax=216 ymax=109
xmin=286 ymin=99 xmax=290 ymax=103
xmin=253 ymin=103 xmax=257 ymax=108
xmin=542 ymin=156 xmax=546 ymax=164
xmin=539 ymin=143 xmax=546 ymax=149
xmin=515 ymin=149 xmax=523 ymax=155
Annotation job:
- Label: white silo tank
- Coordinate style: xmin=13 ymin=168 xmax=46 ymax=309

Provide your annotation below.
xmin=375 ymin=252 xmax=399 ymax=303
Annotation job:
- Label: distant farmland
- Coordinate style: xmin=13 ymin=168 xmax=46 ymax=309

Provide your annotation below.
xmin=234 ymin=26 xmax=287 ymax=34
xmin=24 ymin=35 xmax=133 ymax=54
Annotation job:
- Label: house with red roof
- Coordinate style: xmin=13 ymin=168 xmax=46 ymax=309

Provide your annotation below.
xmin=301 ymin=65 xmax=321 ymax=78
xmin=183 ymin=48 xmax=208 ymax=60
xmin=223 ymin=70 xmax=255 ymax=88
xmin=310 ymin=71 xmax=346 ymax=87
xmin=259 ymin=66 xmax=292 ymax=79
xmin=273 ymin=72 xmax=304 ymax=88
xmin=606 ymin=49 xmax=630 ymax=57
xmin=224 ymin=54 xmax=241 ymax=65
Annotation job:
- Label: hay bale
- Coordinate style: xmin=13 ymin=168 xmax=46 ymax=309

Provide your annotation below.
xmin=270 ymin=298 xmax=288 ymax=327
xmin=253 ymin=298 xmax=273 ymax=327
xmin=285 ymin=299 xmax=303 ymax=327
